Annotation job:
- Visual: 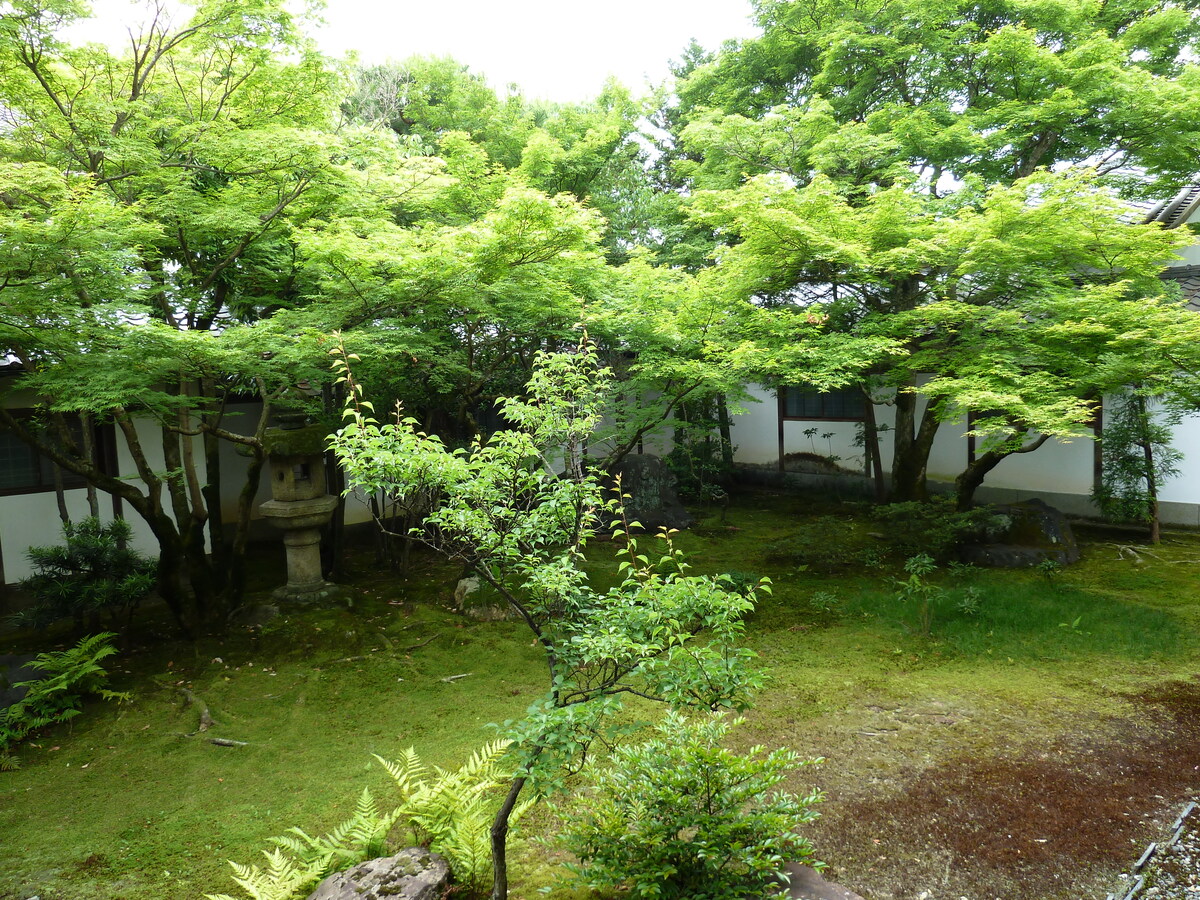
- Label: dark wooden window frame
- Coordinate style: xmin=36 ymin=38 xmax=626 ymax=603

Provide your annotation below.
xmin=777 ymin=386 xmax=869 ymax=473
xmin=0 ymin=410 xmax=118 ymax=497
xmin=778 ymin=385 xmax=868 ymax=422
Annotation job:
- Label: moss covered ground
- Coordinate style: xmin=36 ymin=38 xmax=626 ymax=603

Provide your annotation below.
xmin=2 ymin=488 xmax=1199 ymax=900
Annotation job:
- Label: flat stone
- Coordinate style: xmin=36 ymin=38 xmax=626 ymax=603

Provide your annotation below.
xmin=783 ymin=863 xmax=866 ymax=900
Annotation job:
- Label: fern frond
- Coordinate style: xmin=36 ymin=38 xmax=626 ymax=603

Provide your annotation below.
xmin=458 ymin=738 xmax=514 ymax=780
xmin=211 ymin=850 xmax=321 ymax=900
xmin=374 ymin=739 xmax=521 ymax=893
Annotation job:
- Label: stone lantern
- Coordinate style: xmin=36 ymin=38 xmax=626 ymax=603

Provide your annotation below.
xmin=257 ymin=425 xmax=338 ymax=603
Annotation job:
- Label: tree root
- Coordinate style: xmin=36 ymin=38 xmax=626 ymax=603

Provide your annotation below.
xmin=173 ymin=732 xmax=248 ymax=747
xmin=1107 ymin=543 xmax=1165 ymax=562
xmin=404 ymin=633 xmax=440 ymax=652
xmin=178 ymin=687 xmax=215 ymax=732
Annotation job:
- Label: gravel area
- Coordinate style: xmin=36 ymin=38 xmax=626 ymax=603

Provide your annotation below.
xmin=1114 ymin=803 xmax=1200 ymax=900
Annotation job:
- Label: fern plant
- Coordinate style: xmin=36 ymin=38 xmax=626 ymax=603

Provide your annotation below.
xmin=207 ymin=850 xmax=319 ymax=900
xmin=209 ymin=743 xmax=525 ymax=900
xmin=0 ymin=632 xmax=128 ymax=770
xmin=207 ymin=790 xmax=399 ymax=900
xmin=274 ymin=789 xmax=398 ymax=880
xmin=376 ymin=739 xmax=532 ymax=895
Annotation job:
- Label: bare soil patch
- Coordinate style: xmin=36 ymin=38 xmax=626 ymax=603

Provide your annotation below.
xmin=810 ymin=681 xmax=1200 ymax=899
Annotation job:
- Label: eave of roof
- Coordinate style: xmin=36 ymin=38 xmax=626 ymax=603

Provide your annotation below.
xmin=1143 ymin=184 xmax=1200 ymax=229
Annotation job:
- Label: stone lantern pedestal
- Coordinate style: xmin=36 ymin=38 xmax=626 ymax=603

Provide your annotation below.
xmin=258 ymin=425 xmax=339 ymax=603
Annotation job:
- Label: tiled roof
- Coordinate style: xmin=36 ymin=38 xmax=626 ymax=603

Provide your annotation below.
xmin=1160 ymin=264 xmax=1200 ymax=311
xmin=1143 ymin=184 xmax=1200 ymax=229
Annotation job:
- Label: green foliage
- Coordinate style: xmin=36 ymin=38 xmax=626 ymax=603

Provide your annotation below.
xmin=1092 ymin=393 xmax=1183 ymax=526
xmin=207 ymin=850 xmax=317 ymax=900
xmin=870 ymin=499 xmax=1007 ymax=561
xmin=718 ymin=570 xmax=760 ymax=598
xmin=12 ymin=518 xmax=155 ymax=632
xmin=0 ymin=633 xmax=127 ymax=770
xmin=377 ymin=740 xmax=528 ymax=894
xmin=956 ymin=586 xmax=983 ymax=618
xmin=809 ymin=590 xmax=842 ymax=617
xmin=559 ymin=712 xmax=824 ymax=900
xmin=663 ymin=0 xmax=1200 ymax=502
xmin=893 ymin=554 xmax=942 ymax=637
xmin=332 ymin=340 xmax=766 ymax=893
xmin=272 ymin=790 xmax=398 ymax=882
xmin=208 ymin=741 xmax=527 ymax=900
xmin=1037 ymin=558 xmax=1064 ymax=588
xmin=665 ymin=396 xmax=735 ymax=503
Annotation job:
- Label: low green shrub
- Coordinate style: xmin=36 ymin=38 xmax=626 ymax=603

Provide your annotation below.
xmin=560 ymin=712 xmax=824 ymax=900
xmin=719 ymin=570 xmax=761 ymax=597
xmin=870 ymin=499 xmax=1007 ymax=561
xmin=809 ymin=589 xmax=842 ymax=617
xmin=893 ymin=553 xmax=942 ymax=637
xmin=0 ymin=632 xmax=128 ymax=770
xmin=13 ymin=517 xmax=155 ymax=632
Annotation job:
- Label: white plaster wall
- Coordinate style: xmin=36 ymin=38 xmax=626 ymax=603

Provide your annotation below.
xmin=729 ymin=383 xmax=1105 ymax=501
xmin=924 ymin=410 xmax=968 ymax=483
xmin=727 ymin=385 xmax=778 ymax=464
xmin=2 ymin=407 xmax=376 ymax=583
xmin=977 ymin=432 xmax=1095 ymax=495
xmin=730 ymin=383 xmax=897 ymax=471
xmin=0 ymin=488 xmax=144 ymax=583
xmin=1158 ymin=412 xmax=1200 ymax=505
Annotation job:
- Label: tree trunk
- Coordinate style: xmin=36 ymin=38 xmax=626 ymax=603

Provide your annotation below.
xmin=717 ymin=394 xmax=734 ymax=472
xmin=489 ymin=775 xmax=528 ymax=900
xmin=162 ymin=417 xmax=215 ymax=623
xmin=227 ymin=450 xmax=266 ymax=604
xmin=80 ymin=413 xmax=100 ymax=518
xmin=862 ymin=391 xmax=886 ymax=502
xmin=323 ymin=383 xmax=347 ymax=580
xmin=955 ymin=432 xmax=1050 ymax=510
xmin=323 ymin=447 xmax=347 ymax=580
xmin=51 ymin=460 xmax=70 ymax=524
xmin=201 ymin=380 xmax=228 ymax=593
xmin=143 ymin=511 xmax=194 ymax=639
xmin=1136 ymin=394 xmax=1161 ymax=544
xmin=889 ymin=393 xmax=941 ymax=502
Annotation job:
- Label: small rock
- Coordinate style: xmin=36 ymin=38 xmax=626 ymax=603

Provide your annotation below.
xmin=454 ymin=576 xmax=480 ymax=609
xmin=305 ymin=848 xmax=450 ymax=900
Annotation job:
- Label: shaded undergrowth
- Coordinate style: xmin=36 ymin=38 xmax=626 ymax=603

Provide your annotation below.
xmin=2 ymin=489 xmax=1200 ymax=900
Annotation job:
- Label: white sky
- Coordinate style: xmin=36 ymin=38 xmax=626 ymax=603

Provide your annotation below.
xmin=66 ymin=0 xmax=760 ymax=103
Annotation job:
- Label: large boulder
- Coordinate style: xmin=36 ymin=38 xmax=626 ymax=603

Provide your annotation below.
xmin=961 ymin=498 xmax=1080 ymax=568
xmin=305 ymin=848 xmax=450 ymax=900
xmin=609 ymin=454 xmax=693 ymax=532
